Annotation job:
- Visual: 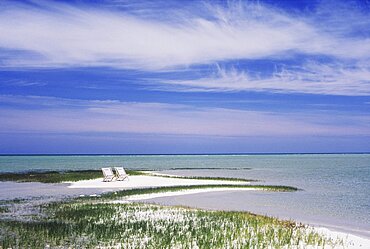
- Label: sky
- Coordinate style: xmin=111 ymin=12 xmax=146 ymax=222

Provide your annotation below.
xmin=0 ymin=0 xmax=369 ymax=154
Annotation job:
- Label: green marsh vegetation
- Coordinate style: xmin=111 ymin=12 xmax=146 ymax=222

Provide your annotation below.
xmin=145 ymin=172 xmax=258 ymax=182
xmin=0 ymin=170 xmax=145 ymax=183
xmin=0 ymin=170 xmax=103 ymax=183
xmin=0 ymin=201 xmax=341 ymax=248
xmin=0 ymin=206 xmax=8 ymax=214
xmin=165 ymin=167 xmax=252 ymax=170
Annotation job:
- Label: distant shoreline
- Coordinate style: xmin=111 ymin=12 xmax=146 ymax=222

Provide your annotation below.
xmin=1 ymin=152 xmax=370 ymax=156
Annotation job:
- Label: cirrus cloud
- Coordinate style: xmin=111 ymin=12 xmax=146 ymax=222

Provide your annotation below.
xmin=159 ymin=62 xmax=370 ymax=96
xmin=0 ymin=1 xmax=369 ymax=70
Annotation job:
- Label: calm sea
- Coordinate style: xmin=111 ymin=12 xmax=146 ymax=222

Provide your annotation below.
xmin=0 ymin=154 xmax=369 ymax=236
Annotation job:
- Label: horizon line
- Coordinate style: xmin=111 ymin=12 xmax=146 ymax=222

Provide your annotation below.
xmin=1 ymin=152 xmax=369 ymax=156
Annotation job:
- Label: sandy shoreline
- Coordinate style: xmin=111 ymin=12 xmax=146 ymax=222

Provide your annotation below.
xmin=118 ymin=188 xmax=370 ymax=249
xmin=67 ymin=175 xmax=248 ymax=189
xmin=66 ymin=175 xmax=370 ymax=248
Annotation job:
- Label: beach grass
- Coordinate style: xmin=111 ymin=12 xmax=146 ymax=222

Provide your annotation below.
xmin=0 ymin=170 xmax=102 ymax=183
xmin=0 ymin=202 xmax=341 ymax=249
xmin=0 ymin=206 xmax=8 ymax=214
xmin=144 ymin=172 xmax=258 ymax=182
xmin=0 ymin=170 xmax=145 ymax=183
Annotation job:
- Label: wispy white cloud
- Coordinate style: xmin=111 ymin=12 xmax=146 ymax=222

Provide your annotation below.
xmin=160 ymin=62 xmax=370 ymax=96
xmin=0 ymin=1 xmax=369 ymax=97
xmin=4 ymin=79 xmax=47 ymax=87
xmin=0 ymin=95 xmax=369 ymax=136
xmin=0 ymin=1 xmax=369 ymax=70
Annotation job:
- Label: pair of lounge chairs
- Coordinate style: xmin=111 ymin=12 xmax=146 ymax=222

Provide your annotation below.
xmin=101 ymin=167 xmax=129 ymax=182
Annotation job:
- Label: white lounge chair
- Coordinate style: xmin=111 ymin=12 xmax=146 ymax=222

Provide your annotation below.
xmin=114 ymin=167 xmax=129 ymax=181
xmin=102 ymin=168 xmax=115 ymax=182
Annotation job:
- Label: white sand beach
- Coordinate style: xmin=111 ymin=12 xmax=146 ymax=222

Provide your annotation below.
xmin=313 ymin=227 xmax=370 ymax=249
xmin=67 ymin=175 xmax=248 ymax=189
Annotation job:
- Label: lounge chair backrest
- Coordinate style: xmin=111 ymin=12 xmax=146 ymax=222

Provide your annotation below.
xmin=113 ymin=167 xmax=129 ymax=181
xmin=102 ymin=167 xmax=114 ymax=177
xmin=115 ymin=167 xmax=127 ymax=176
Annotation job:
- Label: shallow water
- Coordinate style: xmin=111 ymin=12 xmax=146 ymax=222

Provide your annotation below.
xmin=0 ymin=154 xmax=369 ymax=237
xmin=0 ymin=181 xmax=107 ymax=200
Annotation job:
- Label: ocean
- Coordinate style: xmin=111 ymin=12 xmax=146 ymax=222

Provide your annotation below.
xmin=0 ymin=154 xmax=369 ymax=237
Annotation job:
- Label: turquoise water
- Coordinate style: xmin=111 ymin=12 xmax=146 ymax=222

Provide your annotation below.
xmin=0 ymin=154 xmax=369 ymax=236
xmin=0 ymin=154 xmax=258 ymax=172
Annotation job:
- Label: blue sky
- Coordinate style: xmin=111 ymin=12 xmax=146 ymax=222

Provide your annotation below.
xmin=0 ymin=0 xmax=369 ymax=154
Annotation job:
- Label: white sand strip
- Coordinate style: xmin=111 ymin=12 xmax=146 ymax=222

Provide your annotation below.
xmin=314 ymin=227 xmax=370 ymax=249
xmin=126 ymin=187 xmax=254 ymax=201
xmin=67 ymin=175 xmax=248 ymax=189
xmin=139 ymin=171 xmax=181 ymax=177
